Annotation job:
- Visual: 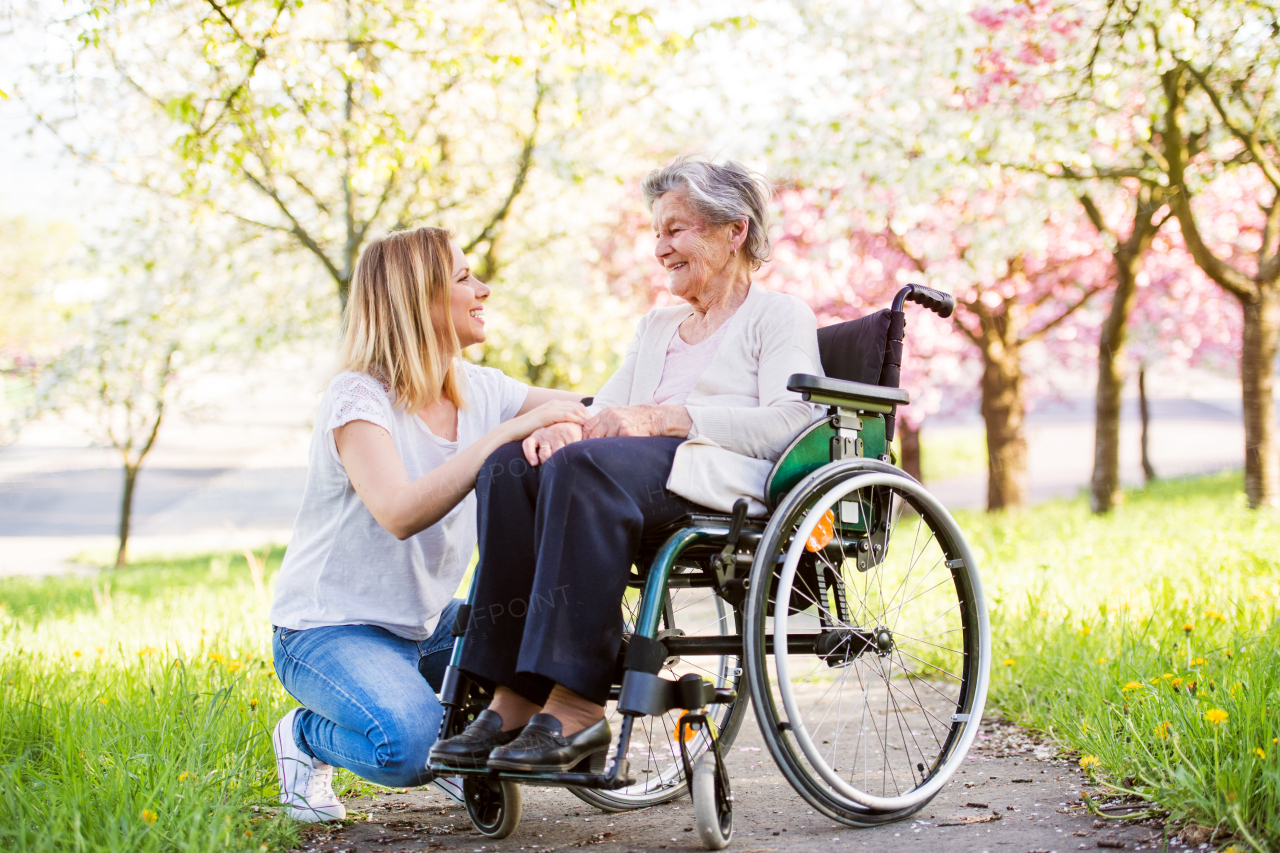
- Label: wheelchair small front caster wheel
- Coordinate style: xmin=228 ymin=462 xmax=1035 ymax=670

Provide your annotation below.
xmin=692 ymin=753 xmax=732 ymax=850
xmin=463 ymin=776 xmax=522 ymax=839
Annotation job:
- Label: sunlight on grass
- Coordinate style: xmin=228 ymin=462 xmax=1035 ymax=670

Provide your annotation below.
xmin=966 ymin=471 xmax=1280 ymax=846
xmin=1 ymin=471 xmax=1276 ymax=849
xmin=0 ymin=550 xmax=313 ymax=853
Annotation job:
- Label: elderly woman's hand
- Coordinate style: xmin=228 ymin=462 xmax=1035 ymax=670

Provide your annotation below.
xmin=523 ymin=422 xmax=585 ymax=466
xmin=584 ymin=405 xmax=693 ymax=440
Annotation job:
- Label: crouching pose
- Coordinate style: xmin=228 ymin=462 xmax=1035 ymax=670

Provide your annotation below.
xmin=430 ymin=158 xmax=821 ymax=774
xmin=269 ymin=227 xmax=586 ymax=821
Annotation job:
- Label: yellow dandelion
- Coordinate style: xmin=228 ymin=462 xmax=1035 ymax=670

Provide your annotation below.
xmin=1191 ymin=657 xmax=1206 ymax=667
xmin=1183 ymin=622 xmax=1194 ymax=633
xmin=1230 ymin=682 xmax=1243 ymax=698
xmin=138 ymin=647 xmax=157 ymax=657
xmin=98 ymin=697 xmax=108 ymax=705
xmin=1002 ymin=658 xmax=1016 ymax=666
xmin=141 ymin=809 xmax=157 ymax=825
xmin=226 ymin=660 xmax=243 ymax=673
xmin=1079 ymin=755 xmax=1101 ymax=770
xmin=1095 ymin=656 xmax=1108 ymax=665
xmin=95 ymin=647 xmax=105 ymax=655
xmin=1254 ymin=748 xmax=1267 ymax=759
xmin=1205 ymin=708 xmax=1229 ymax=725
xmin=1156 ymin=721 xmax=1171 ymax=740
xmin=1122 ymin=681 xmax=1144 ymax=693
xmin=208 ymin=652 xmax=226 ymax=664
xmin=1171 ymin=678 xmax=1183 ymax=688
xmin=249 ymin=699 xmax=259 ymax=709
xmin=178 ymin=772 xmax=193 ymax=782
xmin=1079 ymin=625 xmax=1092 ymax=636
xmin=1161 ymin=673 xmax=1174 ymax=680
xmin=73 ymin=651 xmax=82 ymax=658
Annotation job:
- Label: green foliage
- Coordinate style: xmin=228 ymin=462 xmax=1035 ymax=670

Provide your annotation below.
xmin=974 ymin=471 xmax=1280 ymax=845
xmin=0 ymin=548 xmax=317 ymax=853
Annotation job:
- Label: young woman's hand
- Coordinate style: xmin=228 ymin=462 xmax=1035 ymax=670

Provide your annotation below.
xmin=507 ymin=400 xmax=588 ymax=443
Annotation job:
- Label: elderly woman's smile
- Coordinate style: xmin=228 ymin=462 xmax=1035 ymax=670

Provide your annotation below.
xmin=652 ymin=190 xmax=745 ymax=309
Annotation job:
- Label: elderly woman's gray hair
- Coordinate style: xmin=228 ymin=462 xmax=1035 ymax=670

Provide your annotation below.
xmin=641 ymin=156 xmax=773 ymax=271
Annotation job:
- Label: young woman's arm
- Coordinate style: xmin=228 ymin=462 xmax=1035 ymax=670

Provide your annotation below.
xmin=518 ymin=386 xmax=588 ymax=414
xmin=335 ymin=400 xmax=587 ymax=540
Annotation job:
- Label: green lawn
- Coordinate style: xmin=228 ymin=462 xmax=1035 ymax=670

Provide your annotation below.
xmin=1 ymin=472 xmax=1276 ymax=851
xmin=965 ymin=472 xmax=1280 ymax=848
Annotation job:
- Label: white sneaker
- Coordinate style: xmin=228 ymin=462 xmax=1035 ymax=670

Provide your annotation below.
xmin=273 ymin=708 xmax=347 ymax=822
xmin=430 ymin=774 xmax=465 ymax=805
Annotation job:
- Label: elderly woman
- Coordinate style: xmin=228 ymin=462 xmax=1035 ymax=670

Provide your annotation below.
xmin=429 ymin=157 xmax=821 ymax=773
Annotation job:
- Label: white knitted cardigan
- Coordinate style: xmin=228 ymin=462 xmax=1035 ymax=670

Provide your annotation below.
xmin=592 ymin=282 xmax=823 ymax=515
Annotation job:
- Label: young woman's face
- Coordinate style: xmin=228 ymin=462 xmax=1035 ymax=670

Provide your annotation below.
xmin=449 ymin=240 xmax=490 ymax=348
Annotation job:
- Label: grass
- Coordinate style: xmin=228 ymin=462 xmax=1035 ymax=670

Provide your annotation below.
xmin=0 ymin=471 xmax=1276 ymax=850
xmin=964 ymin=471 xmax=1280 ymax=849
xmin=0 ymin=550 xmax=315 ymax=853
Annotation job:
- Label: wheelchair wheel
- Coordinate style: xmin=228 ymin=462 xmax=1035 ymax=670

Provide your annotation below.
xmin=571 ymin=586 xmax=748 ymax=811
xmin=463 ymin=776 xmax=522 ymax=839
xmin=744 ymin=464 xmax=990 ymax=824
xmin=692 ymin=753 xmax=733 ymax=850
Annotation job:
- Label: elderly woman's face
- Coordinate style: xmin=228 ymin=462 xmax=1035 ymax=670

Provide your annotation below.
xmin=652 ymin=190 xmax=737 ymax=302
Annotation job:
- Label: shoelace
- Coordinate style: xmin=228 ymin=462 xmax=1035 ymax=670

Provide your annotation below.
xmin=307 ymin=763 xmax=334 ymax=803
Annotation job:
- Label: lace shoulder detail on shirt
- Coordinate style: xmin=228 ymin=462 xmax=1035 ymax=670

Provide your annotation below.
xmin=327 ymin=371 xmax=394 ymax=434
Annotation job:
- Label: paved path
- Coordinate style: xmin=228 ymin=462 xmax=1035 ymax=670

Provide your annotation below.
xmin=291 ymin=713 xmax=1173 ymax=853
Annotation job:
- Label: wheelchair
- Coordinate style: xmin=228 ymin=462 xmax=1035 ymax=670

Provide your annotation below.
xmin=430 ymin=284 xmax=991 ymax=849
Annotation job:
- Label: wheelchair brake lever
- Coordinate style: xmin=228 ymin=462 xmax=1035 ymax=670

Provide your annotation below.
xmin=712 ymin=499 xmax=751 ymax=603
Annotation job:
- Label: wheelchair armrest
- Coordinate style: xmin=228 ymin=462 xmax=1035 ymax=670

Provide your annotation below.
xmin=787 ymin=374 xmax=909 ymax=414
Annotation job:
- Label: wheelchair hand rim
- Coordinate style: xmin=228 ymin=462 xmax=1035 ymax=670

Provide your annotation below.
xmin=771 ymin=470 xmax=991 ymax=813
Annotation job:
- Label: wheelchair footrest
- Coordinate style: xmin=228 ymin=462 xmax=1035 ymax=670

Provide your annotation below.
xmin=616 ymin=671 xmax=736 ymax=718
xmin=434 ymin=760 xmax=636 ymax=791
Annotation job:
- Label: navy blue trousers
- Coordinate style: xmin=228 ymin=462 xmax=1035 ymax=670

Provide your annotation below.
xmin=459 ymin=437 xmax=692 ymax=706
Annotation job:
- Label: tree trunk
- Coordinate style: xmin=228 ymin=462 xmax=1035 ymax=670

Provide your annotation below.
xmin=1239 ymin=288 xmax=1280 ymax=508
xmin=1139 ymin=365 xmax=1156 ymax=484
xmin=1090 ymin=255 xmax=1141 ymax=513
xmin=898 ymin=419 xmax=923 ymax=483
xmin=980 ymin=340 xmax=1028 ymax=511
xmin=116 ymin=464 xmax=140 ymax=568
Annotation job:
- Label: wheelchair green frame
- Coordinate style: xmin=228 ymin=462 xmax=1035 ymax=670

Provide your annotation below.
xmin=431 ymin=284 xmax=991 ymax=847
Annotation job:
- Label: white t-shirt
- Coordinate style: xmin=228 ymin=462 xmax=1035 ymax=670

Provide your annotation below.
xmin=270 ymin=363 xmax=529 ymax=640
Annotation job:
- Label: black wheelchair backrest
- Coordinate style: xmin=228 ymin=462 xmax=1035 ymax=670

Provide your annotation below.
xmin=816 ymin=309 xmax=891 ymax=386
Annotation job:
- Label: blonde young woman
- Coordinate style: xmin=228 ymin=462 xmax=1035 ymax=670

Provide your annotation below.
xmin=269 ymin=227 xmax=586 ymax=822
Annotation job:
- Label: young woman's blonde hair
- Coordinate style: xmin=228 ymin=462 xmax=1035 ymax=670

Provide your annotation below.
xmin=338 ymin=226 xmax=465 ymax=412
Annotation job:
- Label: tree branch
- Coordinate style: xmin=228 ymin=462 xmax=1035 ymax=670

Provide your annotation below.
xmin=1160 ymin=68 xmax=1258 ymax=300
xmin=240 ymin=166 xmax=343 ymax=285
xmin=463 ymin=72 xmax=547 ymax=261
xmin=1182 ymin=61 xmax=1280 ymax=193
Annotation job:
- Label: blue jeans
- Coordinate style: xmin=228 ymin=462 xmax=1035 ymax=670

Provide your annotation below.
xmin=271 ymin=598 xmax=462 ymax=788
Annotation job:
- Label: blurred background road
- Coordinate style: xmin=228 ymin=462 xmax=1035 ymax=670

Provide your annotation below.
xmin=0 ymin=354 xmax=1250 ymax=577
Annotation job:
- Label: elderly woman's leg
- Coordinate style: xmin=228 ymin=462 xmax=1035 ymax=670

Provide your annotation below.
xmin=505 ymin=436 xmax=691 ymax=712
xmin=443 ymin=436 xmax=692 ymax=771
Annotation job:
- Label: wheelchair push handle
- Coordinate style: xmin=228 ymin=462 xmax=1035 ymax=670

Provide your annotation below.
xmin=892 ymin=284 xmax=955 ymax=319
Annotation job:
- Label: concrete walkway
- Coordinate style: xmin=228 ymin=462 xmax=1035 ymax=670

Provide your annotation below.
xmin=290 ymin=711 xmax=1179 ymax=853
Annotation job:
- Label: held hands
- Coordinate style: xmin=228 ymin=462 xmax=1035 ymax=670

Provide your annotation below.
xmin=509 ymin=400 xmax=588 ymax=446
xmin=522 ymin=422 xmax=584 ymax=465
xmin=585 ymin=405 xmax=692 ymax=440
xmin=522 ymin=404 xmax=694 ymax=465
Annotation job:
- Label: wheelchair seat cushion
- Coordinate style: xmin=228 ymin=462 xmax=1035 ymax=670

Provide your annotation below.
xmin=817 ymin=308 xmax=890 ymax=384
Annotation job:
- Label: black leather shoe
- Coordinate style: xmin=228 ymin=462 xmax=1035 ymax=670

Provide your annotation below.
xmin=429 ymin=710 xmax=523 ymax=771
xmin=487 ymin=713 xmax=611 ymax=773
